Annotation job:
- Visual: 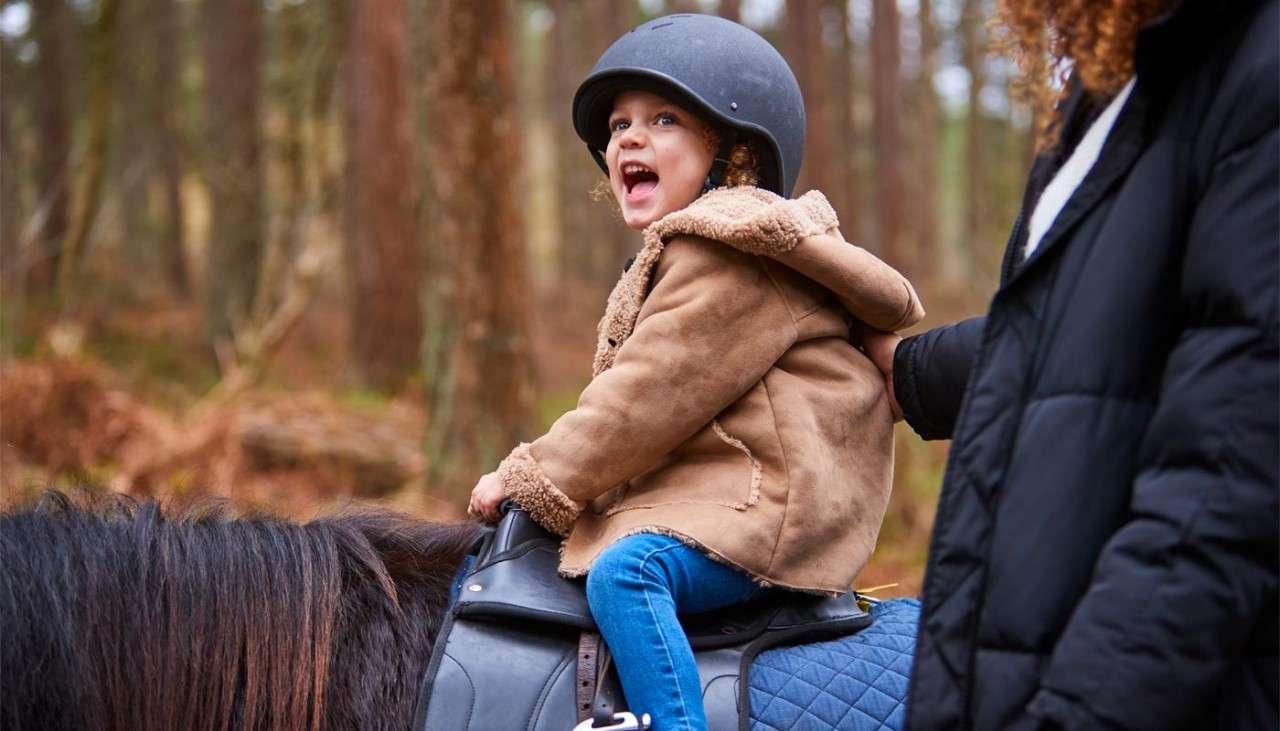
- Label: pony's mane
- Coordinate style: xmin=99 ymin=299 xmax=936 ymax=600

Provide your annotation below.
xmin=0 ymin=491 xmax=481 ymax=731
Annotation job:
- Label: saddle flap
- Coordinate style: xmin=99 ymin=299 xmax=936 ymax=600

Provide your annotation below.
xmin=452 ymin=529 xmax=595 ymax=630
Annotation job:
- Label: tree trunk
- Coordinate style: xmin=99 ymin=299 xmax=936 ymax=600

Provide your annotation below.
xmin=343 ymin=0 xmax=422 ymax=391
xmin=547 ymin=0 xmax=631 ymax=293
xmin=786 ymin=0 xmax=830 ymax=195
xmin=203 ymin=0 xmax=264 ymax=350
xmin=28 ymin=0 xmax=73 ymax=294
xmin=870 ymin=0 xmax=904 ymax=268
xmin=152 ymin=0 xmax=189 ymax=299
xmin=961 ymin=0 xmax=986 ymax=266
xmin=717 ymin=0 xmax=741 ymax=22
xmin=829 ymin=0 xmax=858 ymax=235
xmin=915 ymin=0 xmax=941 ymax=281
xmin=548 ymin=0 xmax=587 ymax=284
xmin=278 ymin=0 xmax=308 ymax=266
xmin=424 ymin=0 xmax=534 ymax=495
xmin=56 ymin=0 xmax=120 ymax=306
xmin=1007 ymin=73 xmax=1033 ymax=238
xmin=585 ymin=0 xmax=634 ymax=290
xmin=846 ymin=0 xmax=873 ymax=247
xmin=115 ymin=0 xmax=149 ymax=274
xmin=312 ymin=0 xmax=345 ymax=212
xmin=0 ymin=42 xmax=21 ymax=294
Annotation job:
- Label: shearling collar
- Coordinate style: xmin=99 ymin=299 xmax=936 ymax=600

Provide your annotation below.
xmin=591 ymin=187 xmax=840 ymax=376
xmin=647 ymin=187 xmax=840 ymax=257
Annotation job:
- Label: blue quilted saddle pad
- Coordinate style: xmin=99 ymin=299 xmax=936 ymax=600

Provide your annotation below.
xmin=748 ymin=598 xmax=919 ymax=731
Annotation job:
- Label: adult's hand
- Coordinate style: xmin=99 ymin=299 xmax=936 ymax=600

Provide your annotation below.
xmin=854 ymin=326 xmax=903 ymax=422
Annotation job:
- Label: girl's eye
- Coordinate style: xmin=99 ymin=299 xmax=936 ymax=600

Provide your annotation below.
xmin=655 ymin=112 xmax=678 ymax=126
xmin=610 ymin=119 xmax=630 ymax=133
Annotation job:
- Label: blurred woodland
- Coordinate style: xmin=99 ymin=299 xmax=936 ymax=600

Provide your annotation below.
xmin=0 ymin=0 xmax=1033 ymax=594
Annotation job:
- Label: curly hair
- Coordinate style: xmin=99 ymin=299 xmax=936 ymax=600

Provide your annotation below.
xmin=704 ymin=127 xmax=761 ymax=188
xmin=992 ymin=0 xmax=1175 ymax=149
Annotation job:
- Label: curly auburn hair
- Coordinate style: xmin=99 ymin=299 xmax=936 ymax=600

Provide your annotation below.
xmin=992 ymin=0 xmax=1176 ymax=149
xmin=703 ymin=127 xmax=761 ymax=188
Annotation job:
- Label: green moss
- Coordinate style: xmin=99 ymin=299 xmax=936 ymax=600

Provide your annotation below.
xmin=89 ymin=329 xmax=219 ymax=408
xmin=341 ymin=387 xmax=392 ymax=412
xmin=0 ymin=296 xmax=48 ymax=358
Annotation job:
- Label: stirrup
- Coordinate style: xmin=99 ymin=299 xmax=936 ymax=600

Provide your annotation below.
xmin=571 ymin=711 xmax=651 ymax=731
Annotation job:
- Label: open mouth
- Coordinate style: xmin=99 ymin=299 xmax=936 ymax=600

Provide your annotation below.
xmin=621 ymin=163 xmax=660 ymax=199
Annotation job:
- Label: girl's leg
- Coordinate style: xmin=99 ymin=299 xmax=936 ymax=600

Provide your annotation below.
xmin=585 ymin=533 xmax=769 ymax=731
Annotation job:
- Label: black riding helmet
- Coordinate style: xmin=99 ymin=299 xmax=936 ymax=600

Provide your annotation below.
xmin=572 ymin=13 xmax=806 ymax=197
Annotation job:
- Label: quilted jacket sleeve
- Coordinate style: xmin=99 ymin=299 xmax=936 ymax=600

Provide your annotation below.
xmin=496 ymin=236 xmax=799 ymax=535
xmin=1025 ymin=120 xmax=1279 ymax=728
xmin=892 ymin=316 xmax=986 ymax=441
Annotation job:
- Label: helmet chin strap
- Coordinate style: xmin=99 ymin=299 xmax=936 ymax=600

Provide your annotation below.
xmin=589 ymin=145 xmax=608 ymax=175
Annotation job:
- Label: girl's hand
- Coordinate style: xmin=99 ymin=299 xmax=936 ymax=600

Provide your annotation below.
xmin=853 ymin=326 xmax=904 ymax=423
xmin=467 ymin=472 xmax=506 ymax=523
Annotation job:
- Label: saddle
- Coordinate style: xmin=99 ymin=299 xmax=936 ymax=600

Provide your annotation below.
xmin=414 ymin=502 xmax=872 ymax=731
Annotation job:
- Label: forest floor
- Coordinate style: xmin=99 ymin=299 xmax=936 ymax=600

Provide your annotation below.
xmin=0 ymin=282 xmax=960 ymax=597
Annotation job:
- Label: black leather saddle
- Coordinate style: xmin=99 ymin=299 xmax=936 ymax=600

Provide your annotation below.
xmin=413 ymin=502 xmax=872 ymax=730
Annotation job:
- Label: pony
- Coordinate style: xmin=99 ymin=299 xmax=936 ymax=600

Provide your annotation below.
xmin=0 ymin=491 xmax=480 ymax=730
xmin=1 ymin=492 xmax=920 ymax=731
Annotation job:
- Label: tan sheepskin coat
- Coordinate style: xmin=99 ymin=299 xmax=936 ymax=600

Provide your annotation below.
xmin=498 ymin=186 xmax=924 ymax=595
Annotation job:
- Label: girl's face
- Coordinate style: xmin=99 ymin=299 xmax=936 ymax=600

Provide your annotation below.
xmin=605 ymin=90 xmax=716 ymax=230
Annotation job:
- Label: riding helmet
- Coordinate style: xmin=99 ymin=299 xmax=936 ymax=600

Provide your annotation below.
xmin=572 ymin=13 xmax=806 ymax=197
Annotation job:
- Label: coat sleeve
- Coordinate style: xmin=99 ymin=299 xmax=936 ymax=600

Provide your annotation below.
xmin=1024 ymin=130 xmax=1279 ymax=728
xmin=892 ymin=316 xmax=986 ymax=440
xmin=497 ymin=235 xmax=799 ymax=535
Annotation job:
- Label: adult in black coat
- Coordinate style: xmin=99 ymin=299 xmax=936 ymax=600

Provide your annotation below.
xmin=863 ymin=0 xmax=1278 ymax=728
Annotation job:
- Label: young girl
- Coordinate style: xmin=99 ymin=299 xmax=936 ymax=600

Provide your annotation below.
xmin=470 ymin=14 xmax=922 ymax=730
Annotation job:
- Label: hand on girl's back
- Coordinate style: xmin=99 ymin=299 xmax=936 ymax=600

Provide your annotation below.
xmin=852 ymin=326 xmax=904 ymax=423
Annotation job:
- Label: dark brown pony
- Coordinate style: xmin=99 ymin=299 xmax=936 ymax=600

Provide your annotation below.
xmin=0 ymin=491 xmax=481 ymax=730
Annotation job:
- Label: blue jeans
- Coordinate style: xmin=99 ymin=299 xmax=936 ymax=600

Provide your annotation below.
xmin=585 ymin=533 xmax=772 ymax=731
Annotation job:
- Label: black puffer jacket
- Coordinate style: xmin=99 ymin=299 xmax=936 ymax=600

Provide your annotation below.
xmin=896 ymin=1 xmax=1278 ymax=729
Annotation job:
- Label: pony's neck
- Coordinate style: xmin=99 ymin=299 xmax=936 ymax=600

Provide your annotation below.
xmin=323 ymin=539 xmax=465 ymax=728
xmin=0 ymin=495 xmax=480 ymax=731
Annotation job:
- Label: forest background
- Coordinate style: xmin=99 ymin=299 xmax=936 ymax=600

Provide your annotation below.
xmin=0 ymin=0 xmax=1032 ymax=596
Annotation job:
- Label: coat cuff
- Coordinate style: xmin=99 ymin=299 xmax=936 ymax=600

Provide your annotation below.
xmin=893 ymin=334 xmax=947 ymax=440
xmin=497 ymin=443 xmax=582 ymax=536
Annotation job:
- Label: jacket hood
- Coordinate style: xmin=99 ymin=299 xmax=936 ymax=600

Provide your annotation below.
xmin=649 ymin=186 xmax=924 ymax=331
xmin=592 ymin=185 xmax=924 ymax=376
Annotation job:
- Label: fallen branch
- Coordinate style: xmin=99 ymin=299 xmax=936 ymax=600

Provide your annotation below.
xmin=190 ymin=221 xmax=331 ymax=420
